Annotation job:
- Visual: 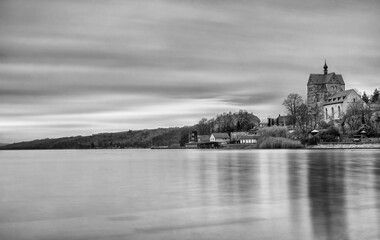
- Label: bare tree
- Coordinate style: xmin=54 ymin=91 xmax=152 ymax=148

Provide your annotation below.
xmin=196 ymin=118 xmax=211 ymax=135
xmin=308 ymin=103 xmax=323 ymax=129
xmin=342 ymin=102 xmax=364 ymax=133
xmin=295 ymin=103 xmax=311 ymax=139
xmin=283 ymin=93 xmax=303 ymax=128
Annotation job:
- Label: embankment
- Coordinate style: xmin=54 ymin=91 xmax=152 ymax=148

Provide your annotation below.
xmin=308 ymin=142 xmax=380 ymax=149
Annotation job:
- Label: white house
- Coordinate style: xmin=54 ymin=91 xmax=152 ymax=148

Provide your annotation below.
xmin=323 ymin=89 xmax=363 ymax=120
xmin=230 ymin=132 xmax=249 ymax=142
xmin=210 ymin=133 xmax=230 ymax=143
xmin=239 ymin=135 xmax=259 ymax=144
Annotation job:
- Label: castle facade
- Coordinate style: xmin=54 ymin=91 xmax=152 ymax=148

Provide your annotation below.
xmin=307 ymin=62 xmax=362 ymax=121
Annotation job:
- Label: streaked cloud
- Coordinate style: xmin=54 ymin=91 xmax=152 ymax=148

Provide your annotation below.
xmin=1 ymin=0 xmax=379 ymax=142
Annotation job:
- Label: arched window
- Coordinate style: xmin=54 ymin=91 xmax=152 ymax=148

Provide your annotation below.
xmin=326 ymin=108 xmax=328 ymax=120
xmin=332 ymin=107 xmax=335 ymax=119
xmin=338 ymin=106 xmax=341 ymax=117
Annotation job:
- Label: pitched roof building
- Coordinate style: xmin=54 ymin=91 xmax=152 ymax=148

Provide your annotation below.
xmin=307 ymin=61 xmax=346 ymax=107
xmin=210 ymin=133 xmax=230 ymax=143
xmin=307 ymin=61 xmax=363 ymax=121
xmin=323 ymin=89 xmax=362 ymax=121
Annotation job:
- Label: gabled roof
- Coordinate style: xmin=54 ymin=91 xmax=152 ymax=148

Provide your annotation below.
xmin=330 ymin=89 xmax=356 ymax=99
xmin=324 ymin=89 xmax=360 ymax=105
xmin=211 ymin=133 xmax=229 ymax=139
xmin=307 ymin=72 xmax=345 ymax=85
xmin=198 ymin=135 xmax=210 ymax=142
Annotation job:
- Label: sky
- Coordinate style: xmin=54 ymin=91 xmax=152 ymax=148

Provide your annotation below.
xmin=0 ymin=0 xmax=379 ymax=143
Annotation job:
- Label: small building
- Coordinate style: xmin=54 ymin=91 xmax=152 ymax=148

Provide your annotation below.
xmin=267 ymin=115 xmax=292 ymax=127
xmin=310 ymin=129 xmax=319 ymax=136
xmin=210 ymin=133 xmax=230 ymax=143
xmin=197 ymin=135 xmax=210 ymax=143
xmin=370 ymin=102 xmax=380 ymax=112
xmin=239 ymin=135 xmax=259 ymax=144
xmin=230 ymin=132 xmax=249 ymax=142
xmin=276 ymin=115 xmax=292 ymax=126
xmin=323 ymin=89 xmax=363 ymax=121
xmin=190 ymin=131 xmax=198 ymax=142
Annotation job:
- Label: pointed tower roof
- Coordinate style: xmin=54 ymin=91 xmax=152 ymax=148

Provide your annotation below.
xmin=323 ymin=60 xmax=328 ymax=74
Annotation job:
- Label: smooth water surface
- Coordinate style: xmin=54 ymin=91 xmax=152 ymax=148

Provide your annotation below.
xmin=0 ymin=149 xmax=380 ymax=240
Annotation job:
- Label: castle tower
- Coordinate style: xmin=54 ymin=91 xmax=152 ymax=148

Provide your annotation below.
xmin=307 ymin=61 xmax=345 ymax=107
xmin=323 ymin=60 xmax=328 ymax=75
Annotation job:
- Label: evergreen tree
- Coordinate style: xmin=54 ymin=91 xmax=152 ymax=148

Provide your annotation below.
xmin=362 ymin=92 xmax=369 ymax=104
xmin=372 ymin=88 xmax=379 ymax=103
xmin=179 ymin=131 xmax=189 ymax=146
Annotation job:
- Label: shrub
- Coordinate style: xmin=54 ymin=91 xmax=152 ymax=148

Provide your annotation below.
xmin=258 ymin=126 xmax=288 ymax=138
xmin=258 ymin=137 xmax=303 ymax=149
xmin=307 ymin=136 xmax=320 ymax=145
xmin=319 ymin=127 xmax=340 ymax=142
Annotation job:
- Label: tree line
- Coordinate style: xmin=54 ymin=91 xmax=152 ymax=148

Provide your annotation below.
xmin=195 ymin=110 xmax=260 ymax=135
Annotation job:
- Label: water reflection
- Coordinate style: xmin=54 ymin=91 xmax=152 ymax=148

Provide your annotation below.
xmin=2 ymin=150 xmax=380 ymax=240
xmin=216 ymin=152 xmax=257 ymax=205
xmin=308 ymin=151 xmax=348 ymax=240
xmin=374 ymin=156 xmax=380 ymax=239
xmin=287 ymin=153 xmax=308 ymax=227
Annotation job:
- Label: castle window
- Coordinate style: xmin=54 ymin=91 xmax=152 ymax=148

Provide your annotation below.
xmin=338 ymin=106 xmax=341 ymax=117
xmin=332 ymin=107 xmax=335 ymax=119
xmin=326 ymin=108 xmax=328 ymax=120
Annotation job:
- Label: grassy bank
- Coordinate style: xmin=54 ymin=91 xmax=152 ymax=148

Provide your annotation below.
xmin=258 ymin=137 xmax=303 ymax=149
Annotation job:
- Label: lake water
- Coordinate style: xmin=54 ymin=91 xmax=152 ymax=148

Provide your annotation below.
xmin=0 ymin=149 xmax=380 ymax=240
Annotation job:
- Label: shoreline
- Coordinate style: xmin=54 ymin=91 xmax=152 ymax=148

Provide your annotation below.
xmin=307 ymin=142 xmax=380 ymax=149
xmin=3 ymin=143 xmax=380 ymax=150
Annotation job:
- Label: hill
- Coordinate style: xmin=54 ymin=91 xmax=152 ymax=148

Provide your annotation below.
xmin=0 ymin=127 xmax=195 ymax=150
xmin=0 ymin=110 xmax=260 ymax=150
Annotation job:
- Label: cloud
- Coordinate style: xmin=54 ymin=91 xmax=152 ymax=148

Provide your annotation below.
xmin=1 ymin=0 xmax=379 ymax=142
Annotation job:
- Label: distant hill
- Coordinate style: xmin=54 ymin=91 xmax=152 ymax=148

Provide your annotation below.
xmin=0 ymin=127 xmax=194 ymax=150
xmin=0 ymin=110 xmax=261 ymax=150
xmin=0 ymin=143 xmax=9 ymax=147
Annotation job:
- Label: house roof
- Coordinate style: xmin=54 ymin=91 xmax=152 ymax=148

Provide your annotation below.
xmin=330 ymin=89 xmax=356 ymax=99
xmin=198 ymin=135 xmax=210 ymax=142
xmin=211 ymin=133 xmax=229 ymax=139
xmin=323 ymin=89 xmax=359 ymax=106
xmin=307 ymin=72 xmax=345 ymax=85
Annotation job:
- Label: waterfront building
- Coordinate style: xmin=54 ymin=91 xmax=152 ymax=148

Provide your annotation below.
xmin=307 ymin=61 xmax=363 ymax=121
xmin=323 ymin=89 xmax=362 ymax=121
xmin=210 ymin=133 xmax=230 ymax=143
xmin=307 ymin=61 xmax=345 ymax=108
xmin=239 ymin=135 xmax=259 ymax=144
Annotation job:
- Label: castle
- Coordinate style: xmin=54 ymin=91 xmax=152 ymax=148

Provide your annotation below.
xmin=307 ymin=61 xmax=345 ymax=106
xmin=307 ymin=61 xmax=361 ymax=121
